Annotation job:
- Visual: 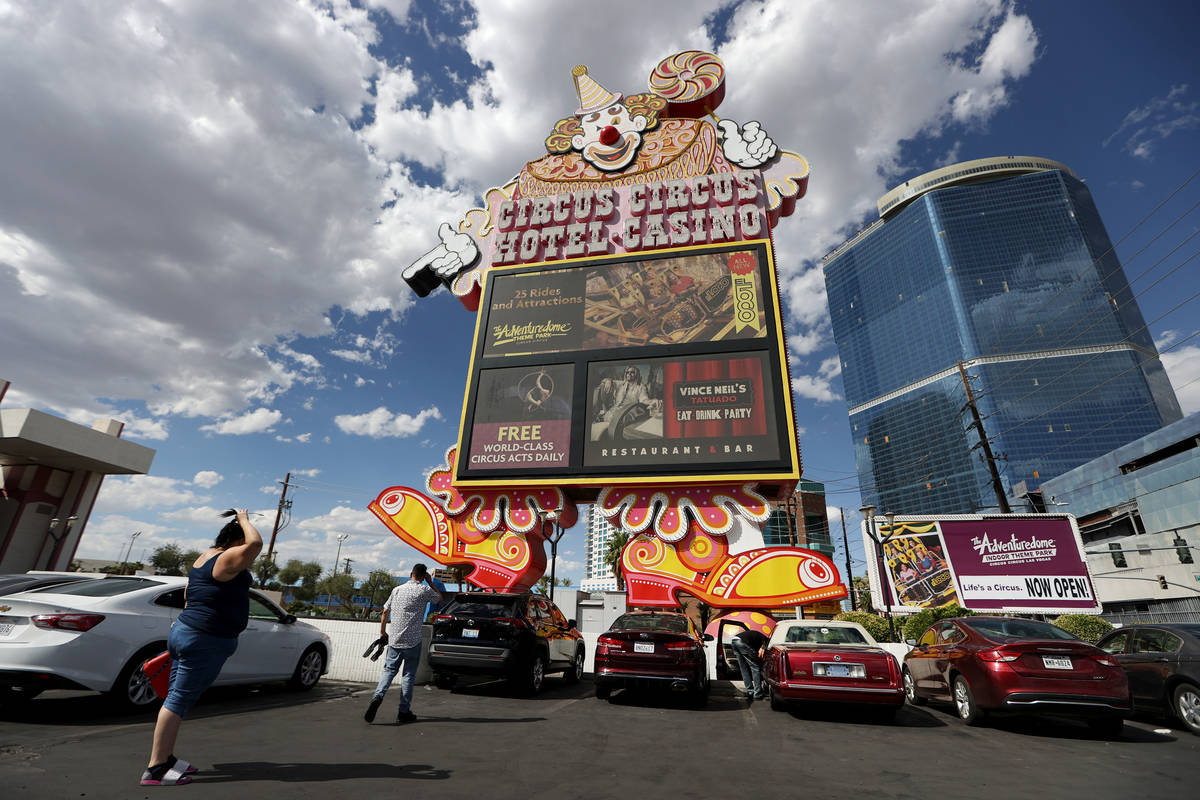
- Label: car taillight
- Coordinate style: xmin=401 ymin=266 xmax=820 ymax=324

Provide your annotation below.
xmin=1093 ymin=655 xmax=1120 ymax=667
xmin=494 ymin=617 xmax=527 ymax=629
xmin=432 ymin=614 xmax=454 ymax=622
xmin=665 ymin=641 xmax=697 ymax=650
xmin=978 ymin=649 xmax=1019 ymax=662
xmin=31 ymin=613 xmax=105 ymax=632
xmin=596 ymin=635 xmax=621 ymax=655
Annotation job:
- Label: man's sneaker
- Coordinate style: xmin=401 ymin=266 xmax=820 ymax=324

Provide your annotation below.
xmin=364 ymin=697 xmax=382 ymax=723
xmin=397 ymin=710 xmax=417 ymax=724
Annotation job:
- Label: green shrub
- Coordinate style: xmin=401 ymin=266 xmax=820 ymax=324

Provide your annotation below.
xmin=834 ymin=611 xmax=895 ymax=643
xmin=901 ymin=605 xmax=975 ymax=643
xmin=1051 ymin=614 xmax=1113 ymax=644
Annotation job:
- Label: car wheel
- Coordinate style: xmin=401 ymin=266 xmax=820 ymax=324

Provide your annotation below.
xmin=288 ymin=645 xmax=324 ymax=691
xmin=563 ymin=646 xmax=585 ymax=685
xmin=1173 ymin=682 xmax=1200 ymax=735
xmin=109 ymin=645 xmax=167 ymax=711
xmin=691 ymin=663 xmax=709 ymax=708
xmin=514 ymin=651 xmax=546 ymax=696
xmin=903 ymin=668 xmax=926 ymax=706
xmin=952 ymin=675 xmax=985 ymax=726
xmin=594 ymin=683 xmax=611 ymax=701
xmin=1087 ymin=716 xmax=1125 ymax=739
xmin=433 ymin=672 xmax=457 ymax=691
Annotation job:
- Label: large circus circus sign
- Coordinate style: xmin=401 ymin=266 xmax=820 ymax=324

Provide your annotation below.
xmin=372 ymin=52 xmax=847 ymax=609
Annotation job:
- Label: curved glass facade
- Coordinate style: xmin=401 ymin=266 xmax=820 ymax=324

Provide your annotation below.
xmin=826 ymin=168 xmax=1182 ymax=514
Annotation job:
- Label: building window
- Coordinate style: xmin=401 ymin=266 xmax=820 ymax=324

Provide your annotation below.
xmin=1108 ymin=542 xmax=1127 ymax=568
xmin=1175 ymin=536 xmax=1194 ymax=564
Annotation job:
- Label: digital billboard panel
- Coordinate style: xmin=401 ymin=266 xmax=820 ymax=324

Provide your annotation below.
xmin=481 ymin=246 xmax=769 ymax=358
xmin=583 ymin=352 xmax=778 ymax=468
xmin=863 ymin=515 xmax=1101 ymax=615
xmin=456 ymin=240 xmax=798 ymax=492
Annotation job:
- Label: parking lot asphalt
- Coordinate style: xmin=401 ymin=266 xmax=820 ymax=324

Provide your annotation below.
xmin=2 ymin=676 xmax=1198 ymax=799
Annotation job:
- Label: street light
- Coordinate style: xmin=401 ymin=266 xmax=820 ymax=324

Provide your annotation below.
xmin=45 ymin=516 xmax=78 ymax=569
xmin=541 ymin=508 xmax=567 ymax=604
xmin=332 ymin=533 xmax=349 ymax=576
xmin=860 ymin=506 xmax=899 ymax=643
xmin=121 ymin=531 xmax=142 ymax=575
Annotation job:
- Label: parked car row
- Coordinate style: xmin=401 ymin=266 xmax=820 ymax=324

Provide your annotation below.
xmin=0 ymin=574 xmax=331 ymax=709
xmin=5 ymin=572 xmax=1198 ymax=739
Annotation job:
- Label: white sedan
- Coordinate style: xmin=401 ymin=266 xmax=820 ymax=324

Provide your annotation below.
xmin=0 ymin=575 xmax=330 ymax=709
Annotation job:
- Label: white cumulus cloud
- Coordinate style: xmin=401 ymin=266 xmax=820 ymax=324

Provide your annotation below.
xmin=335 ymin=406 xmax=443 ymax=438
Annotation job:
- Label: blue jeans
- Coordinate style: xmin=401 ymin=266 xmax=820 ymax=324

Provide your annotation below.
xmin=164 ymin=621 xmax=239 ymax=716
xmin=372 ymin=643 xmax=422 ymax=713
xmin=730 ymin=637 xmax=764 ymax=695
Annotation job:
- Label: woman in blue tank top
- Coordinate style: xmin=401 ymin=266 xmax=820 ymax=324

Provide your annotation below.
xmin=141 ymin=509 xmax=262 ymax=786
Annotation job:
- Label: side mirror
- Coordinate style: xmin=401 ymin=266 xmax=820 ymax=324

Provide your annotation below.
xmin=566 ymin=619 xmax=576 ymax=629
xmin=905 ymin=638 xmax=917 ymax=646
xmin=284 ymin=614 xmax=297 ymax=624
xmin=701 ymin=633 xmax=715 ymax=642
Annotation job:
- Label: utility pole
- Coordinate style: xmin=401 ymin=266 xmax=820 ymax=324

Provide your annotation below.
xmin=342 ymin=557 xmax=354 ymax=575
xmin=838 ymin=508 xmax=856 ymax=610
xmin=957 ymin=361 xmax=1012 ymax=513
xmin=266 ymin=472 xmax=293 ymax=561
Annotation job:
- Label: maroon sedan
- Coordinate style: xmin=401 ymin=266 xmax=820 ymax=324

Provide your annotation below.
xmin=903 ymin=617 xmax=1130 ymax=737
xmin=594 ymin=611 xmax=712 ymax=705
xmin=762 ymin=620 xmax=904 ymax=720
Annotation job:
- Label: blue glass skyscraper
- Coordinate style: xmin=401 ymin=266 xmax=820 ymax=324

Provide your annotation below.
xmin=823 ymin=157 xmax=1182 ymax=514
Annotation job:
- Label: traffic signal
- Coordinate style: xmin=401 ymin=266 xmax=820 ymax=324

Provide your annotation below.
xmin=1157 ymin=574 xmax=1168 ymax=590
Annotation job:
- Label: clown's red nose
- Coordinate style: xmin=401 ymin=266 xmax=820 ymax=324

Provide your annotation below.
xmin=599 ymin=125 xmax=620 ymax=146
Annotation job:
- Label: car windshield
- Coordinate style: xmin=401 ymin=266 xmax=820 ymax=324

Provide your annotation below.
xmin=442 ymin=596 xmax=520 ymax=618
xmin=612 ymin=613 xmax=689 ymax=633
xmin=964 ymin=618 xmax=1077 ymax=641
xmin=30 ymin=577 xmax=164 ymax=597
xmin=785 ymin=625 xmax=868 ymax=645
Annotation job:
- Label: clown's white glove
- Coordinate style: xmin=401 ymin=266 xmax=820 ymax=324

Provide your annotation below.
xmin=717 ymin=119 xmax=778 ymax=169
xmin=402 ymin=222 xmax=480 ymax=296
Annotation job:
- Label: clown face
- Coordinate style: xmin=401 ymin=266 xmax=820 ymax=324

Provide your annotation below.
xmin=571 ymin=102 xmax=648 ymax=172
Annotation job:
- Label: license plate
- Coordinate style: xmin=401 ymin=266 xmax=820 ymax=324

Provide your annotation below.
xmin=1042 ymin=656 xmax=1072 ymax=670
xmin=0 ymin=623 xmax=13 ymax=637
xmin=825 ymin=664 xmax=852 ymax=678
xmin=462 ymin=628 xmax=479 ymax=638
xmin=634 ymin=642 xmax=655 ymax=654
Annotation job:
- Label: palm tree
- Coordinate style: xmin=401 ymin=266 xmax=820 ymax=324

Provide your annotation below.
xmin=603 ymin=529 xmax=631 ymax=591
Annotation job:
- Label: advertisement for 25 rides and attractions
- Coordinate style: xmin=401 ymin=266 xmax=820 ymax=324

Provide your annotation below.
xmin=369 ymin=52 xmax=850 ymax=609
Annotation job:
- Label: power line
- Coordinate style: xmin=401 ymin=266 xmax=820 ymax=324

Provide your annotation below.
xmin=990 ymin=164 xmax=1200 ymax=358
xmin=981 ymin=267 xmax=1200 ymax=420
xmin=986 ymin=327 xmax=1200 ymax=442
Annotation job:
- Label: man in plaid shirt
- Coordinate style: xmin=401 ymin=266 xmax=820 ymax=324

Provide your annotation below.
xmin=364 ymin=563 xmax=445 ymax=724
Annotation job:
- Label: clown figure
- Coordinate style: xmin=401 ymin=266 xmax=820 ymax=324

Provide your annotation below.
xmin=569 ymin=66 xmax=650 ymax=172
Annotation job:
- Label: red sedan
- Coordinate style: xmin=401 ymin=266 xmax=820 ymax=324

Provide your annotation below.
xmin=594 ymin=611 xmax=712 ymax=705
xmin=903 ymin=616 xmax=1130 ymax=737
xmin=763 ymin=620 xmax=904 ymax=720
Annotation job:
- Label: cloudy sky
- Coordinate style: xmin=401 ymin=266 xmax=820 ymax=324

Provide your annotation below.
xmin=2 ymin=0 xmax=1197 ymax=585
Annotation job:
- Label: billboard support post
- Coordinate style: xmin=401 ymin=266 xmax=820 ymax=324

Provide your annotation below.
xmin=861 ymin=505 xmax=899 ymax=641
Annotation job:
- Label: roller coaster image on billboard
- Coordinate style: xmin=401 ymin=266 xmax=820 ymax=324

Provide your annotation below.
xmin=456 ymin=240 xmax=798 ymax=490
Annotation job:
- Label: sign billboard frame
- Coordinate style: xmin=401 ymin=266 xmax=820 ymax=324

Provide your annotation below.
xmin=453 ymin=238 xmax=800 ymax=495
xmin=862 ymin=514 xmax=1102 ymax=616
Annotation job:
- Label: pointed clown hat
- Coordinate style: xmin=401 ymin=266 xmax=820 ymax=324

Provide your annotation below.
xmin=572 ymin=65 xmax=622 ymax=116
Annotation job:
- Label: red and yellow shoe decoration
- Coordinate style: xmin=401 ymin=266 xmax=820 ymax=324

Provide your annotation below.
xmin=369 ymin=485 xmax=548 ymax=592
xmin=620 ymin=522 xmax=847 ymax=609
